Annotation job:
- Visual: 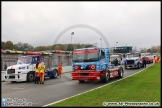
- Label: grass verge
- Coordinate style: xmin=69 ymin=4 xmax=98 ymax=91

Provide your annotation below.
xmin=48 ymin=63 xmax=161 ymax=107
xmin=1 ymin=80 xmax=5 ymax=82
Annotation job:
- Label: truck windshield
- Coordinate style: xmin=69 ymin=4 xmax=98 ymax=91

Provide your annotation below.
xmin=72 ymin=49 xmax=99 ymax=62
xmin=110 ymin=56 xmax=117 ymax=61
xmin=17 ymin=56 xmax=32 ymax=64
xmin=127 ymin=54 xmax=139 ymax=58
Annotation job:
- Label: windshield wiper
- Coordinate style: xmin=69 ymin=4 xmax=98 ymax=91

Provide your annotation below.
xmin=83 ymin=59 xmax=89 ymax=62
xmin=83 ymin=58 xmax=98 ymax=62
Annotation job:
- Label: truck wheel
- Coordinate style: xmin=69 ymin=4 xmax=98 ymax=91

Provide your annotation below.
xmin=100 ymin=70 xmax=109 ymax=83
xmin=53 ymin=69 xmax=58 ymax=78
xmin=27 ymin=72 xmax=34 ymax=82
xmin=118 ymin=68 xmax=124 ymax=78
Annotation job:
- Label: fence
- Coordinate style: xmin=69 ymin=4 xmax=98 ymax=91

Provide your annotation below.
xmin=1 ymin=54 xmax=72 ymax=71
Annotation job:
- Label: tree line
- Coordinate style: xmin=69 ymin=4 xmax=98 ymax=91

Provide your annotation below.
xmin=1 ymin=41 xmax=161 ymax=54
xmin=1 ymin=41 xmax=94 ymax=51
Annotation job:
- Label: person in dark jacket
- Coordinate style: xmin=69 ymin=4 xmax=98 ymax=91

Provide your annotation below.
xmin=4 ymin=63 xmax=7 ymax=71
xmin=142 ymin=56 xmax=147 ymax=68
xmin=114 ymin=58 xmax=118 ymax=66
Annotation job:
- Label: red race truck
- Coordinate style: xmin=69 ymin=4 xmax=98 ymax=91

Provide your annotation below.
xmin=71 ymin=47 xmax=124 ymax=83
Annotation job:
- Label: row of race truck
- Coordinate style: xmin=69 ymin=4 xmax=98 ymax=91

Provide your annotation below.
xmin=4 ymin=47 xmax=152 ymax=83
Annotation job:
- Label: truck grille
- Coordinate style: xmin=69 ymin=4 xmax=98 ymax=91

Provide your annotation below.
xmin=79 ymin=73 xmax=89 ymax=76
xmin=7 ymin=69 xmax=15 ymax=74
xmin=80 ymin=65 xmax=90 ymax=70
xmin=9 ymin=76 xmax=15 ymax=79
xmin=126 ymin=60 xmax=134 ymax=65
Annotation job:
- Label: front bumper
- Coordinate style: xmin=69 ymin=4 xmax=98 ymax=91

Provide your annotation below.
xmin=4 ymin=73 xmax=27 ymax=82
xmin=71 ymin=71 xmax=101 ymax=81
xmin=125 ymin=64 xmax=138 ymax=68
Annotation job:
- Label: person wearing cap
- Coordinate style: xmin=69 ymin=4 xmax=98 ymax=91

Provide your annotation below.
xmin=39 ymin=62 xmax=45 ymax=84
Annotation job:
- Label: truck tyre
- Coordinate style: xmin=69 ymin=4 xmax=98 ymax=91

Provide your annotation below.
xmin=53 ymin=69 xmax=58 ymax=78
xmin=27 ymin=72 xmax=34 ymax=82
xmin=118 ymin=68 xmax=124 ymax=78
xmin=100 ymin=70 xmax=109 ymax=83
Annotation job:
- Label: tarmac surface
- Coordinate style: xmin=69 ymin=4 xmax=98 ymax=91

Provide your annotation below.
xmin=1 ymin=64 xmax=152 ymax=107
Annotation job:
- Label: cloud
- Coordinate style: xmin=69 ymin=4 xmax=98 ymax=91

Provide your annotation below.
xmin=2 ymin=1 xmax=160 ymax=50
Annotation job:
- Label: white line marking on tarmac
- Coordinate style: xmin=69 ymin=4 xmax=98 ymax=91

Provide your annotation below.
xmin=43 ymin=64 xmax=154 ymax=107
xmin=12 ymin=87 xmax=25 ymax=89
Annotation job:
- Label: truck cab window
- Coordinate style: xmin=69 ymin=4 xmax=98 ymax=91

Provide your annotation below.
xmin=100 ymin=49 xmax=105 ymax=60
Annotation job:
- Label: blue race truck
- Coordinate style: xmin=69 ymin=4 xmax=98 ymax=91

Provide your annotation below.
xmin=71 ymin=47 xmax=124 ymax=83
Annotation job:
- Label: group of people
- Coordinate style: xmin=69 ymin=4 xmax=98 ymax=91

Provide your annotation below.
xmin=34 ymin=62 xmax=46 ymax=84
xmin=34 ymin=62 xmax=63 ymax=84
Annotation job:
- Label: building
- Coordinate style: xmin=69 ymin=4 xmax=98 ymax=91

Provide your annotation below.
xmin=113 ymin=46 xmax=132 ymax=54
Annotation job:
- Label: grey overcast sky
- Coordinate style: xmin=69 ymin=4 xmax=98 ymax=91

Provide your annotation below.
xmin=2 ymin=1 xmax=161 ymax=50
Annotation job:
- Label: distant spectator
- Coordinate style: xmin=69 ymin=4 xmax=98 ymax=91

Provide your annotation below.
xmin=114 ymin=58 xmax=118 ymax=66
xmin=58 ymin=63 xmax=62 ymax=78
xmin=4 ymin=63 xmax=7 ymax=71
xmin=142 ymin=56 xmax=147 ymax=68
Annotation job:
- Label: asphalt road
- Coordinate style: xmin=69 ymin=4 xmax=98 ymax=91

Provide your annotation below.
xmin=1 ymin=64 xmax=152 ymax=107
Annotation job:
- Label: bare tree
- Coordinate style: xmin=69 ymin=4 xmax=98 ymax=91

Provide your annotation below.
xmin=157 ymin=45 xmax=161 ymax=54
xmin=132 ymin=46 xmax=137 ymax=53
xmin=139 ymin=48 xmax=147 ymax=53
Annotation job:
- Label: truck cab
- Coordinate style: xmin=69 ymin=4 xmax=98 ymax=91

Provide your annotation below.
xmin=124 ymin=53 xmax=144 ymax=69
xmin=4 ymin=55 xmax=58 ymax=83
xmin=71 ymin=47 xmax=124 ymax=83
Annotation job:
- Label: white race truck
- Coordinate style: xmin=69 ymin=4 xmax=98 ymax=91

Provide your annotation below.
xmin=4 ymin=55 xmax=58 ymax=83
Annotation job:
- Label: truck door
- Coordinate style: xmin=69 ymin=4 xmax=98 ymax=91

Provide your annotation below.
xmin=100 ymin=48 xmax=105 ymax=60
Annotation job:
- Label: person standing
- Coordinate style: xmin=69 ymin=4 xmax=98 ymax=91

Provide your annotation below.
xmin=4 ymin=63 xmax=7 ymax=71
xmin=124 ymin=59 xmax=127 ymax=69
xmin=58 ymin=63 xmax=62 ymax=78
xmin=155 ymin=55 xmax=160 ymax=63
xmin=114 ymin=58 xmax=118 ymax=66
xmin=34 ymin=62 xmax=40 ymax=84
xmin=40 ymin=62 xmax=45 ymax=84
xmin=142 ymin=56 xmax=147 ymax=68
